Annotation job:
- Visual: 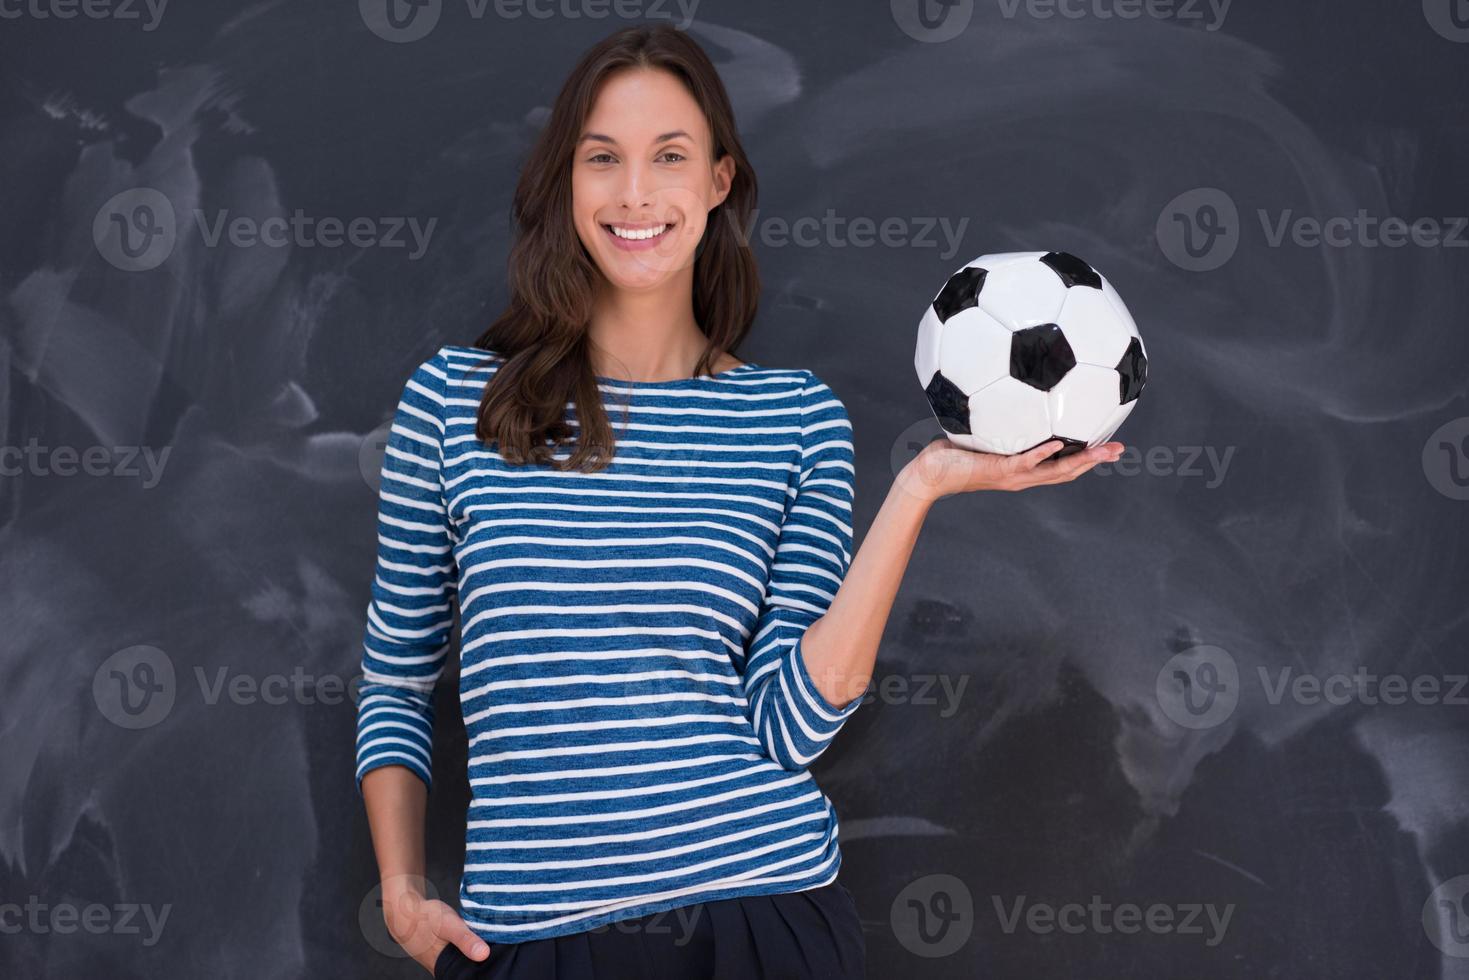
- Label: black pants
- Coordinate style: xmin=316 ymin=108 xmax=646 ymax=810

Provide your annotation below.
xmin=433 ymin=880 xmax=865 ymax=979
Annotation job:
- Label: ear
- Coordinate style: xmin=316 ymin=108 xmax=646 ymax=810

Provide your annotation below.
xmin=710 ymin=153 xmax=735 ymax=209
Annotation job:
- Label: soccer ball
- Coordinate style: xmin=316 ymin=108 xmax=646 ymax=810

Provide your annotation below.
xmin=914 ymin=251 xmax=1148 ymax=460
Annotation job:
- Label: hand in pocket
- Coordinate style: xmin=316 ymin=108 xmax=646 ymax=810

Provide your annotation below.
xmin=379 ymin=879 xmax=493 ymax=975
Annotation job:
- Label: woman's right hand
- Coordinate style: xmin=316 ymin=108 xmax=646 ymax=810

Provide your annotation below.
xmin=381 ymin=878 xmax=493 ymax=974
xmin=898 ymin=437 xmax=1124 ymax=501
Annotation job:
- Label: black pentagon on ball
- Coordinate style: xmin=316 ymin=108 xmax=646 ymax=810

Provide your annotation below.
xmin=932 ymin=266 xmax=987 ymax=324
xmin=1040 ymin=251 xmax=1103 ymax=290
xmin=1010 ymin=323 xmax=1076 ymax=392
xmin=923 ymin=369 xmax=971 ymax=434
xmin=1022 ymin=436 xmax=1089 ymax=462
xmin=1117 ymin=336 xmax=1148 ymax=403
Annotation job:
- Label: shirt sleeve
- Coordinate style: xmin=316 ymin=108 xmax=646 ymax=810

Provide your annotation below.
xmin=741 ymin=371 xmax=861 ymax=771
xmin=354 ymin=348 xmax=458 ymax=796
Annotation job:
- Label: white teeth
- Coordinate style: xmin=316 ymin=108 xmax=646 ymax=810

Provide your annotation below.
xmin=608 ymin=224 xmax=667 ymax=241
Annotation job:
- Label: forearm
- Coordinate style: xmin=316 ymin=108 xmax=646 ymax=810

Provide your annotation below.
xmin=799 ymin=479 xmax=933 ymax=708
xmin=362 ymin=766 xmax=429 ymax=890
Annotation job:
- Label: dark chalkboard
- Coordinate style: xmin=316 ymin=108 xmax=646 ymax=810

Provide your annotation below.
xmin=1 ymin=2 xmax=1466 ymax=977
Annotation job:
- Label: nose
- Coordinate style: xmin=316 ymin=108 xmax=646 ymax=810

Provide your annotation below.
xmin=617 ymin=159 xmax=654 ymax=212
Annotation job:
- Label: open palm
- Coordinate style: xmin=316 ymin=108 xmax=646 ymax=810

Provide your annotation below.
xmin=899 ymin=437 xmax=1125 ymax=501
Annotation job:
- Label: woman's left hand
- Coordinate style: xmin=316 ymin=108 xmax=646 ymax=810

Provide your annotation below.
xmin=897 ymin=437 xmax=1125 ymax=502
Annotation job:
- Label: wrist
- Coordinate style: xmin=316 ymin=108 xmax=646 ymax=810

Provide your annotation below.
xmin=380 ymin=871 xmax=432 ymax=905
xmin=894 ymin=459 xmax=947 ymax=507
xmin=891 ymin=467 xmax=941 ymax=511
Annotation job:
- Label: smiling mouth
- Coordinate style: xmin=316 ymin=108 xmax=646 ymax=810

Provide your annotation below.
xmin=602 ymin=222 xmax=675 ymax=242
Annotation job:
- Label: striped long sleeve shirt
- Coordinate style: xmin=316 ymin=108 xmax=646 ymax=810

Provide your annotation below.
xmin=354 ymin=343 xmax=861 ymax=944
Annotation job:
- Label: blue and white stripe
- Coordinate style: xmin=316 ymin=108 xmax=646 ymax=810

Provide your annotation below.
xmin=355 ymin=343 xmax=860 ymax=943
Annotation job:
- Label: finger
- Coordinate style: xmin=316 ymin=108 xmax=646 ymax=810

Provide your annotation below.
xmin=1064 ymin=447 xmax=1111 ymax=476
xmin=1049 ymin=458 xmax=1104 ymax=484
xmin=1031 ymin=448 xmax=1108 ymax=486
xmin=1011 ymin=440 xmax=1063 ymax=473
xmin=446 ymin=923 xmax=491 ymax=962
xmin=995 ymin=442 xmax=1069 ymax=489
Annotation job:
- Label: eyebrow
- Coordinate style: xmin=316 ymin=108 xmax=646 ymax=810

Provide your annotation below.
xmin=577 ymin=130 xmax=693 ymax=147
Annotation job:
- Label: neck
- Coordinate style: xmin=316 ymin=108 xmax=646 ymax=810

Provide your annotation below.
xmin=585 ymin=276 xmax=712 ymax=381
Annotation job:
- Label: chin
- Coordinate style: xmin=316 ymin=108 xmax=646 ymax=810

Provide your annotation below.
xmin=597 ymin=252 xmax=694 ymax=291
xmin=602 ymin=268 xmax=680 ymax=292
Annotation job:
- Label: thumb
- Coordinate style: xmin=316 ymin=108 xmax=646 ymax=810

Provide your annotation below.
xmin=444 ymin=921 xmax=490 ymax=962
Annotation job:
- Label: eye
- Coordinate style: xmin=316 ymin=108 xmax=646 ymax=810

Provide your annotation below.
xmin=587 ymin=152 xmax=615 ymax=164
xmin=659 ymin=150 xmax=687 ymax=163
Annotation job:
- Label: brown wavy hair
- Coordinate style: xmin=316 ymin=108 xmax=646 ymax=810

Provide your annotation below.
xmin=471 ymin=24 xmax=761 ymax=473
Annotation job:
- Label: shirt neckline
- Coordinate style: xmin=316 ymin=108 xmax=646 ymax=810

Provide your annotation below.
xmin=593 ymin=362 xmax=761 ymax=389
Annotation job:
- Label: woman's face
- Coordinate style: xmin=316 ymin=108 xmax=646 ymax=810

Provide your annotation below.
xmin=571 ymin=67 xmax=734 ymax=293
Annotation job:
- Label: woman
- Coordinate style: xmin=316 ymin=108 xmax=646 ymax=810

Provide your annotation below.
xmin=355 ymin=24 xmax=1123 ymax=980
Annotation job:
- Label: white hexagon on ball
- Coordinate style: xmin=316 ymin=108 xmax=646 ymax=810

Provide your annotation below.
xmin=962 ymin=377 xmax=1052 ymax=455
xmin=1048 ymin=363 xmax=1123 ymax=443
xmin=1057 ymin=283 xmax=1134 ymax=369
xmin=977 ymin=260 xmax=1069 ymax=331
xmin=938 ymin=307 xmax=1012 ymax=396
